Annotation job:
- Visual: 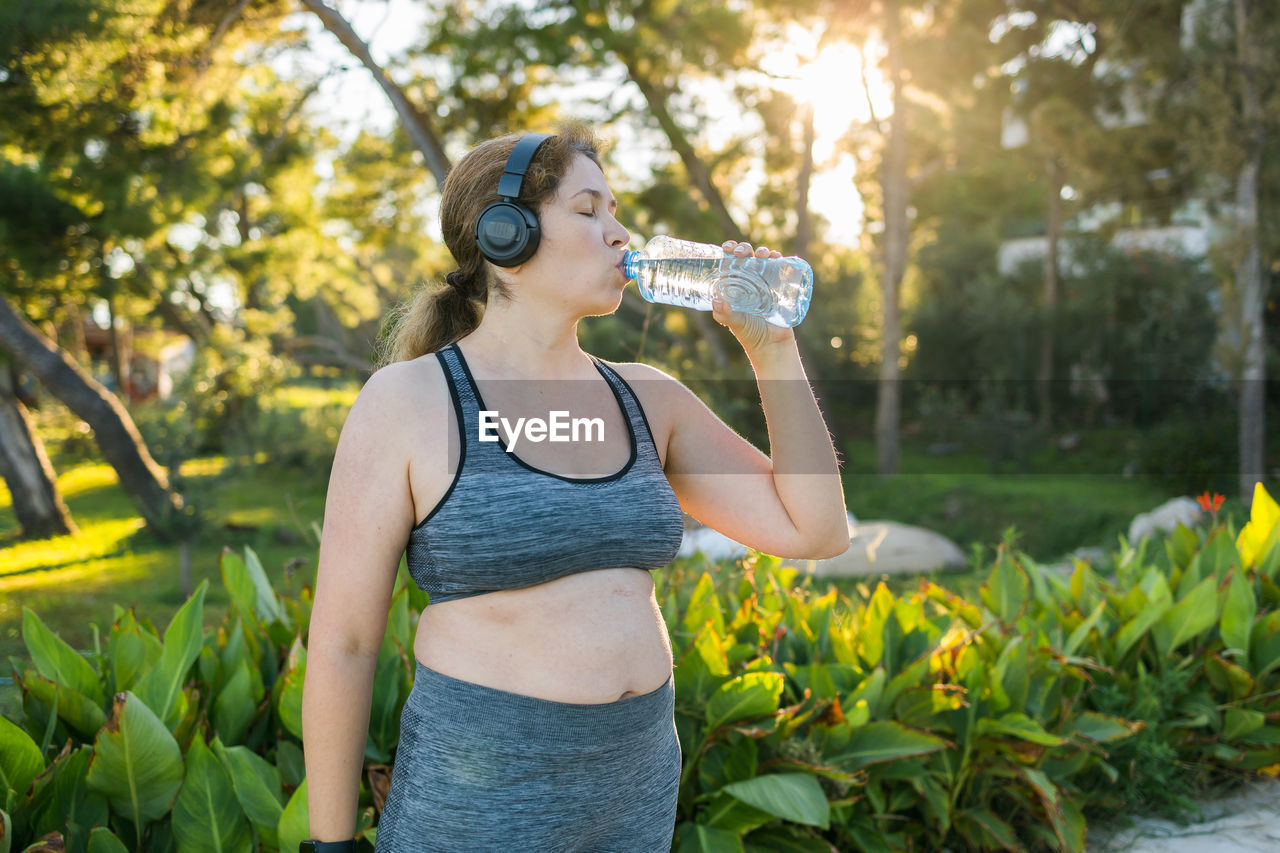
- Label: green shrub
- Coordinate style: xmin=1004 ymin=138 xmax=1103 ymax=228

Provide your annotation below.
xmin=1136 ymin=411 xmax=1238 ymax=496
xmin=3 ymin=485 xmax=1279 ymax=851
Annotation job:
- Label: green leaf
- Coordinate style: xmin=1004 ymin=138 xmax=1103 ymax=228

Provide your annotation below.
xmin=214 ymin=741 xmax=285 ymax=848
xmin=911 ymin=774 xmax=951 ymax=834
xmin=699 ymin=736 xmax=758 ymax=791
xmin=701 ymin=791 xmax=774 ymax=835
xmin=1224 ymin=709 xmax=1266 ymax=742
xmin=976 ymin=713 xmax=1065 ymax=747
xmin=991 ymin=636 xmax=1029 ymax=714
xmin=740 ymin=827 xmax=839 ymax=852
xmin=1066 ymin=711 xmax=1142 ymax=743
xmin=683 ymin=573 xmax=726 ymax=637
xmin=243 ymin=546 xmax=289 ymax=628
xmin=722 ymin=772 xmax=829 ymax=829
xmin=20 ymin=670 xmax=107 ymax=739
xmin=691 ymin=622 xmax=732 ymax=676
xmin=1019 ymin=766 xmax=1080 ymax=852
xmin=847 ymin=668 xmax=885 ymax=718
xmin=706 ymin=672 xmax=783 ymax=732
xmin=23 ymin=744 xmax=109 ymax=849
xmin=172 ymin=735 xmax=253 ymax=852
xmin=1221 ymin=568 xmax=1257 ymax=656
xmin=134 ymin=579 xmax=209 ymax=728
xmin=829 ymin=721 xmax=947 ymax=770
xmin=1114 ymin=574 xmax=1173 ymax=659
xmin=87 ymin=826 xmax=131 ymax=853
xmin=1250 ymin=610 xmax=1280 ymax=680
xmin=676 ymin=821 xmax=745 ymax=853
xmin=275 ymin=638 xmax=307 ymax=741
xmin=859 ymin=583 xmax=894 ymax=667
xmin=1166 ymin=523 xmax=1201 ymax=573
xmin=980 ymin=549 xmax=1030 ymax=623
xmin=212 ymin=660 xmax=256 ymax=747
xmin=85 ymin=692 xmax=184 ymax=836
xmin=1205 ymin=654 xmax=1256 ymax=701
xmin=108 ymin=611 xmax=163 ymax=695
xmin=1064 ymin=600 xmax=1106 ymax=657
xmin=954 ymin=808 xmax=1025 ymax=852
xmin=22 ymin=607 xmax=103 ymax=707
xmin=368 ymin=630 xmax=411 ymax=762
xmin=1153 ymin=574 xmax=1220 ymax=656
xmin=278 ymin=779 xmax=310 ymax=853
xmin=0 ymin=713 xmax=44 ymax=803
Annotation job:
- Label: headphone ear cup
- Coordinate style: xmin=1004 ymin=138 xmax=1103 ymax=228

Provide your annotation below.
xmin=475 ymin=201 xmax=541 ymax=267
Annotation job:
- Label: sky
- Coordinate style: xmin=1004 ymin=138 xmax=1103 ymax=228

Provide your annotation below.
xmin=273 ymin=0 xmax=889 ymax=252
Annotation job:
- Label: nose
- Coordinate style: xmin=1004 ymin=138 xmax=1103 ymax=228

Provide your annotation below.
xmin=605 ymin=213 xmax=629 ymax=249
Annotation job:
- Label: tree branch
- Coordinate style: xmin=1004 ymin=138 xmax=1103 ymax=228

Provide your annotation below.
xmin=300 ymin=0 xmax=452 ymax=188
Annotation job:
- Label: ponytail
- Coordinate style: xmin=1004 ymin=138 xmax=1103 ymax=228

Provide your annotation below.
xmin=374 ymin=268 xmax=487 ymax=369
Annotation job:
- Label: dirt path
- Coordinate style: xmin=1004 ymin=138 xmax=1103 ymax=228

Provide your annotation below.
xmin=1087 ymin=777 xmax=1280 ymax=852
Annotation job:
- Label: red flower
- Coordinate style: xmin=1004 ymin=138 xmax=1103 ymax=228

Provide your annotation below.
xmin=1196 ymin=491 xmax=1225 ymax=513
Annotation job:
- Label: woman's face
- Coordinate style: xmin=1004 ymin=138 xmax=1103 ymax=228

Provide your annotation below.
xmin=514 ymin=152 xmax=631 ymax=315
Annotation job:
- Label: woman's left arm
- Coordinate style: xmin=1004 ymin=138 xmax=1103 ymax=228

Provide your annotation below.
xmin=660 ymin=240 xmax=850 ymax=560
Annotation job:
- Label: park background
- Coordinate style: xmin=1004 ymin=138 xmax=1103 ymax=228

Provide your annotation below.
xmin=1 ymin=0 xmax=1279 ymax=850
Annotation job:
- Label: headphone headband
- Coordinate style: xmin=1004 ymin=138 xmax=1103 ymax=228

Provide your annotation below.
xmin=496 ymin=132 xmax=553 ymax=200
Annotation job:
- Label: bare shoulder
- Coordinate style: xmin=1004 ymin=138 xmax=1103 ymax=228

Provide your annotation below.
xmin=362 ymin=354 xmax=450 ymax=424
xmin=596 ymin=359 xmax=692 ymax=463
xmin=604 ymin=359 xmax=675 ymax=387
xmin=366 ymin=352 xmax=460 ymax=525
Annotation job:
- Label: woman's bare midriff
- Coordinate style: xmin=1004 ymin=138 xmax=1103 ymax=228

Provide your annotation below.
xmin=411 ymin=565 xmax=674 ymax=705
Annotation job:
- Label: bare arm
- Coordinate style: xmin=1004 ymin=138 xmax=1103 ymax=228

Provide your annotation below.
xmin=302 ymin=365 xmax=418 ymax=839
xmin=663 ymin=240 xmax=848 ymax=559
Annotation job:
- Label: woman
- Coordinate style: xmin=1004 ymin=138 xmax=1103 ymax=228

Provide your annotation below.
xmin=300 ymin=123 xmax=849 ymax=852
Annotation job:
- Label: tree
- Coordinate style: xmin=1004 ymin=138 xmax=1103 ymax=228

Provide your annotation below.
xmin=0 ymin=294 xmax=183 ymax=534
xmin=1156 ymin=0 xmax=1278 ymax=504
xmin=0 ymin=361 xmax=77 ymax=539
xmin=1229 ymin=0 xmax=1272 ymax=502
xmin=0 ymin=0 xmax=301 ymax=537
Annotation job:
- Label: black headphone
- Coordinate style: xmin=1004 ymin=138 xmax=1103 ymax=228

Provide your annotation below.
xmin=474 ymin=132 xmax=553 ymax=267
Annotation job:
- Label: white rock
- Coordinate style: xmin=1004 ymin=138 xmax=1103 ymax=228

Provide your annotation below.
xmin=1127 ymin=497 xmax=1203 ymax=545
xmin=678 ymin=512 xmax=858 ymax=561
xmin=677 ymin=525 xmax=747 ymax=560
xmin=806 ymin=521 xmax=967 ymax=578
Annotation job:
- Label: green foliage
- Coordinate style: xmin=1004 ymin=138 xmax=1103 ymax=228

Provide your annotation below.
xmin=4 ymin=486 xmax=1280 ymax=850
xmin=908 ymin=241 xmax=1220 ymax=432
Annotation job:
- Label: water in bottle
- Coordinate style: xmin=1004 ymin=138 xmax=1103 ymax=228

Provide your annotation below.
xmin=622 ymin=235 xmax=813 ymax=327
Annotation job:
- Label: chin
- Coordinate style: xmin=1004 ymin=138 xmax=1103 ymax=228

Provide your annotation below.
xmin=584 ymin=294 xmax=624 ymax=319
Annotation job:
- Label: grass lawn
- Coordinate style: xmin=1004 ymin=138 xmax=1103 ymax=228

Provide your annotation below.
xmin=1 ymin=399 xmax=1202 ymax=724
xmin=0 ymin=452 xmax=333 ymax=722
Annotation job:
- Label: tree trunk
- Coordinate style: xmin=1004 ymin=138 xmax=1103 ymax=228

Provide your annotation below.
xmin=0 ymin=291 xmax=184 ymax=538
xmin=0 ymin=365 xmax=77 ymax=539
xmin=796 ymin=104 xmax=816 ymax=262
xmin=105 ymin=290 xmax=130 ymax=399
xmin=1234 ymin=0 xmax=1266 ymax=506
xmin=300 ymin=0 xmax=452 ymax=188
xmin=876 ymin=2 xmax=908 ymax=477
xmin=1037 ymin=156 xmax=1065 ymax=431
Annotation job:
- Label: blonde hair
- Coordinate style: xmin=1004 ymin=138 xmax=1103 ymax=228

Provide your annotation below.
xmin=375 ymin=122 xmax=607 ymax=368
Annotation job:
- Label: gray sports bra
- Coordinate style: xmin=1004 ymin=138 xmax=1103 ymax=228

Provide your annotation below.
xmin=404 ymin=342 xmax=685 ymax=604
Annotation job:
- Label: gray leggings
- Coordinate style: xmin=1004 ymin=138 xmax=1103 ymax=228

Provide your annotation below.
xmin=374 ymin=660 xmax=681 ymax=852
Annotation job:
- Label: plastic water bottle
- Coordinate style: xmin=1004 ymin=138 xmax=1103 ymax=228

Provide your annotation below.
xmin=622 ymin=235 xmax=814 ymax=327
